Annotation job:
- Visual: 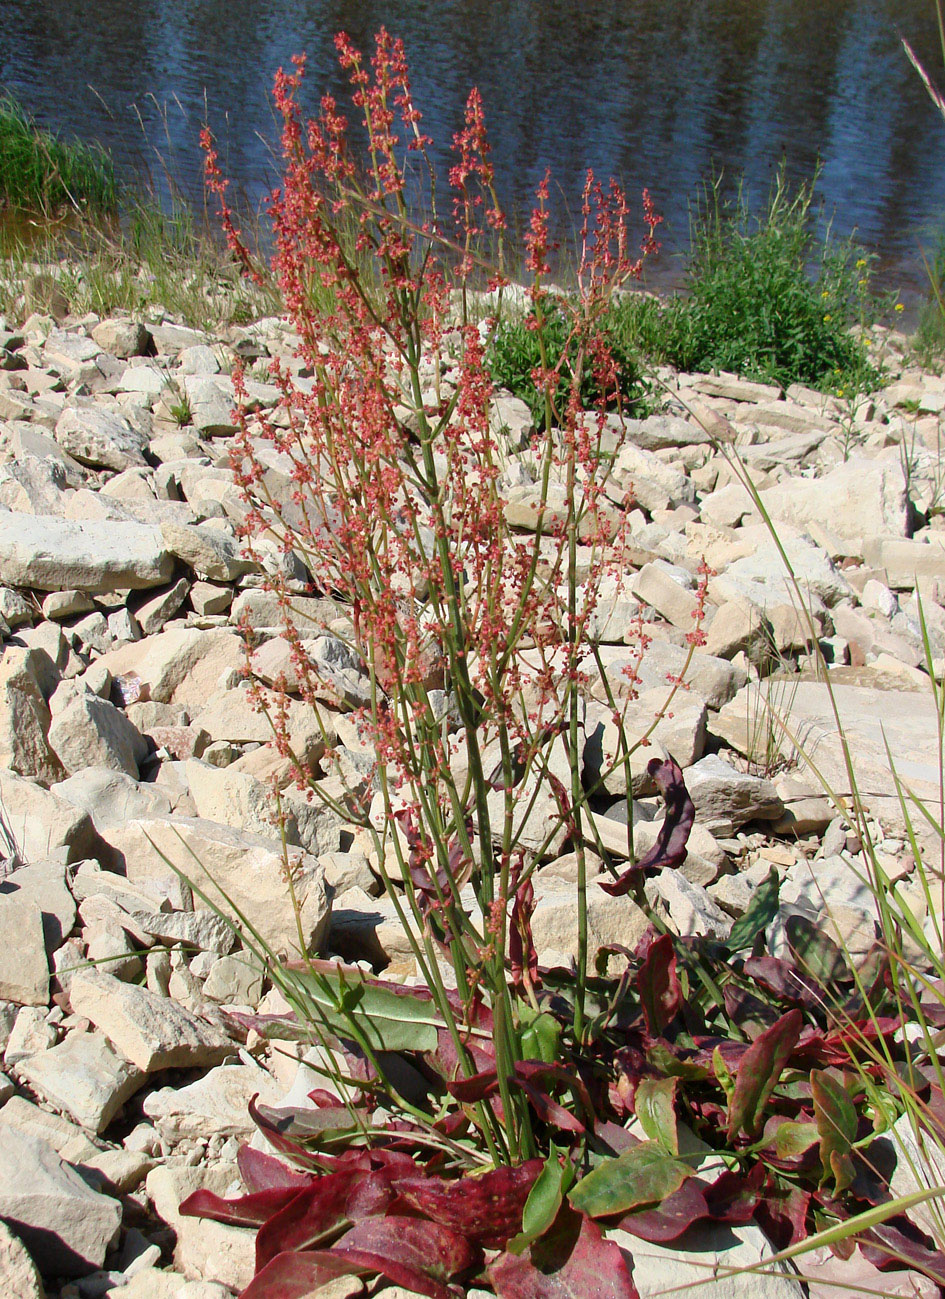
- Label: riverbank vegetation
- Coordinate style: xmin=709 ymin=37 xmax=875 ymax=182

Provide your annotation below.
xmin=0 ymin=94 xmax=118 ymax=214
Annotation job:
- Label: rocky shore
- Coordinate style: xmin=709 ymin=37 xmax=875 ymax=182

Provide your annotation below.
xmin=0 ymin=300 xmax=943 ymax=1298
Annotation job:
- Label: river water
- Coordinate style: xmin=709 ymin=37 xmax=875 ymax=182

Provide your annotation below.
xmin=3 ymin=0 xmax=945 ymax=307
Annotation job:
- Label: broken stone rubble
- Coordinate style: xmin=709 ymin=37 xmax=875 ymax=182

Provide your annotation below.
xmin=0 ymin=304 xmax=939 ymax=1294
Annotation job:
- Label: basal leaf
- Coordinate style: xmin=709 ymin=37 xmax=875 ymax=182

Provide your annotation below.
xmin=569 ymin=1141 xmax=690 ymax=1219
xmin=726 ymin=1008 xmax=803 ymax=1141
xmin=395 ymin=1160 xmax=544 ymax=1250
xmin=773 ymin=1120 xmax=821 ymax=1160
xmin=489 ymin=1206 xmax=639 ymax=1298
xmin=635 ymin=933 xmax=680 ymax=1037
xmin=616 ymin=1178 xmax=710 ymax=1243
xmin=288 ymin=964 xmax=442 ymax=1053
xmin=238 ymin=1145 xmax=314 ymax=1194
xmin=179 ymin=1184 xmax=306 ymax=1229
xmin=785 ymin=913 xmax=850 ymax=989
xmin=240 ymin=1249 xmax=366 ymax=1299
xmin=255 ymin=1170 xmax=393 ymax=1269
xmin=634 ymin=1077 xmax=679 ymax=1155
xmin=332 ymin=1216 xmax=477 ymax=1298
xmin=812 ymin=1069 xmax=857 ymax=1195
xmin=726 ymin=867 xmax=780 ymax=952
xmin=507 ymin=1148 xmax=572 ymax=1255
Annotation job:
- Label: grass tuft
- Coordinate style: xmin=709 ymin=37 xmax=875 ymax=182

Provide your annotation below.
xmin=0 ymin=94 xmax=118 ymax=215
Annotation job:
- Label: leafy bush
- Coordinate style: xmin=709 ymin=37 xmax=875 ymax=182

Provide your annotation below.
xmin=657 ymin=168 xmax=880 ymax=392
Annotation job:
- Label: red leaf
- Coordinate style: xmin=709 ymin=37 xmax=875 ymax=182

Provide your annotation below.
xmin=634 ymin=933 xmax=680 ymax=1037
xmin=598 ymin=757 xmax=694 ymax=895
xmin=616 ymin=1178 xmax=710 ymax=1242
xmin=860 ymin=1216 xmax=945 ymax=1283
xmin=396 ymin=1160 xmax=544 ymax=1249
xmin=755 ymin=1184 xmax=811 ymax=1250
xmin=335 ymin=1215 xmax=478 ymax=1297
xmin=488 ymin=1207 xmax=639 ymax=1298
xmin=238 ymin=1146 xmax=314 ymax=1194
xmin=703 ymin=1164 xmax=765 ymax=1225
xmin=255 ymin=1170 xmax=393 ymax=1270
xmin=240 ymin=1249 xmax=366 ymax=1299
xmin=179 ymin=1185 xmax=306 ymax=1229
xmin=726 ymin=1009 xmax=803 ymax=1141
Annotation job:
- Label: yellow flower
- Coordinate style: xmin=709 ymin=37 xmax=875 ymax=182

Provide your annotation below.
xmin=836 ymin=387 xmax=845 ymax=396
xmin=858 ymin=278 xmax=867 ymax=288
xmin=823 ymin=313 xmax=832 ymax=323
xmin=821 ymin=289 xmax=830 ymax=299
xmin=856 ymin=258 xmax=867 ymax=269
xmin=895 ymin=303 xmax=905 ymax=312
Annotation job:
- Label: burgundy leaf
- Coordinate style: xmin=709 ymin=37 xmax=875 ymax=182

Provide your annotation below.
xmin=516 ymin=1080 xmax=586 ymax=1133
xmin=634 ymin=933 xmax=680 ymax=1037
xmin=240 ymin=1249 xmax=367 ymax=1299
xmin=726 ymin=1009 xmax=803 ymax=1141
xmin=395 ymin=1161 xmax=544 ymax=1250
xmin=598 ymin=757 xmax=694 ymax=895
xmin=722 ymin=984 xmax=780 ymax=1037
xmin=859 ymin=1215 xmax=945 ymax=1283
xmin=335 ymin=1215 xmax=478 ymax=1295
xmin=238 ymin=1145 xmax=314 ymax=1194
xmin=703 ymin=1164 xmax=765 ymax=1225
xmin=179 ymin=1185 xmax=306 ymax=1229
xmin=754 ymin=1184 xmax=811 ymax=1250
xmin=616 ymin=1177 xmax=710 ymax=1242
xmin=255 ymin=1170 xmax=393 ymax=1270
xmin=307 ymin=1088 xmax=343 ymax=1107
xmin=741 ymin=955 xmax=823 ymax=1012
xmin=509 ymin=871 xmax=539 ymax=996
xmin=248 ymin=1095 xmax=363 ymax=1168
xmin=488 ymin=1206 xmax=639 ymax=1298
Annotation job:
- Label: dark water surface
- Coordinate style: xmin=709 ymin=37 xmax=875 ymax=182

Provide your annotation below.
xmin=3 ymin=1 xmax=945 ymax=305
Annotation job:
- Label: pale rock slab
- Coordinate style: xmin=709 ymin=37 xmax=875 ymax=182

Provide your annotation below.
xmin=0 ymin=513 xmax=173 ymax=592
xmin=191 ymin=685 xmax=331 ymax=764
xmin=159 ymin=521 xmax=254 ymax=582
xmin=126 ymin=909 xmax=237 ymax=955
xmin=103 ymin=816 xmax=331 ymax=957
xmin=2 ymin=859 xmax=77 ymax=951
xmin=861 ymin=534 xmax=945 ymax=589
xmin=684 ymin=754 xmax=783 ymax=835
xmin=201 ymin=952 xmax=265 ymax=1004
xmin=0 ymin=1125 xmax=121 ymax=1277
xmin=0 ymin=897 xmax=48 ymax=1005
xmin=143 ymin=1060 xmax=282 ymax=1140
xmin=91 ymin=317 xmax=151 ymax=358
xmin=531 ymin=878 xmax=649 ymax=967
xmin=69 ymin=970 xmax=233 ymax=1073
xmin=0 ymin=768 xmax=94 ymax=863
xmin=0 ymin=1217 xmax=46 ymax=1298
xmin=96 ymin=627 xmax=245 ymax=707
xmin=631 ymin=562 xmax=700 ymax=632
xmin=146 ymin=1163 xmax=254 ymax=1292
xmin=4 ymin=1007 xmax=56 ymax=1064
xmin=645 ymin=870 xmax=731 ymax=940
xmin=0 ymin=651 xmax=63 ymax=784
xmin=48 ymin=689 xmax=148 ymax=778
xmin=17 ymin=1029 xmax=146 ymax=1134
xmin=54 ymin=406 xmax=149 ymax=471
xmin=582 ymin=689 xmax=707 ymax=797
xmin=758 ymin=453 xmax=909 ymax=547
xmin=609 ymin=1222 xmax=805 ymax=1298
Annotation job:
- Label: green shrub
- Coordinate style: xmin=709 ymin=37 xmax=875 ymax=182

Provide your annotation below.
xmin=657 ymin=167 xmax=882 ymax=392
xmin=0 ymin=94 xmax=117 ymax=214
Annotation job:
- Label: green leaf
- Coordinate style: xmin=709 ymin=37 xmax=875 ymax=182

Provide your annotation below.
xmin=726 ymin=868 xmax=780 ymax=952
xmin=812 ymin=1069 xmax=858 ymax=1194
xmin=647 ymin=1043 xmax=708 ymax=1082
xmin=635 ymin=1077 xmax=679 ymax=1155
xmin=726 ymin=1009 xmax=803 ymax=1141
xmin=569 ymin=1141 xmax=691 ymax=1219
xmin=773 ymin=1121 xmax=821 ymax=1159
xmin=518 ymin=1008 xmax=561 ymax=1065
xmin=713 ymin=1046 xmax=735 ymax=1104
xmin=506 ymin=1147 xmax=572 ymax=1255
xmin=290 ymin=965 xmax=441 ymax=1053
xmin=785 ymin=914 xmax=850 ymax=988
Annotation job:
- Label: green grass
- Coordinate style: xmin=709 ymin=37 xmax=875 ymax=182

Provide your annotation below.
xmin=0 ymin=94 xmax=118 ymax=215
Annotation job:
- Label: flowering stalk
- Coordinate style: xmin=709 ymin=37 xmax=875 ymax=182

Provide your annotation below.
xmin=204 ymin=28 xmax=661 ymax=1167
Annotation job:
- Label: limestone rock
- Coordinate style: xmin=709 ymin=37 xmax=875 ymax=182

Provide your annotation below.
xmin=69 ymin=970 xmax=233 ymax=1073
xmin=17 ymin=1029 xmax=146 ymax=1134
xmin=146 ymin=1163 xmax=254 ymax=1291
xmin=759 ymin=454 xmax=909 ymax=547
xmin=0 ymin=514 xmax=173 ymax=592
xmin=96 ymin=627 xmax=245 ymax=707
xmin=54 ymin=406 xmax=149 ymax=471
xmin=91 ymin=317 xmax=151 ymax=358
xmin=48 ymin=690 xmax=148 ymax=778
xmin=685 ymin=754 xmax=783 ymax=835
xmin=0 ymin=898 xmax=48 ymax=1005
xmin=0 ymin=769 xmax=94 ymax=863
xmin=0 ymin=651 xmax=63 ymax=784
xmin=0 ymin=1125 xmax=121 ymax=1277
xmin=103 ymin=817 xmax=331 ymax=957
xmin=143 ymin=1060 xmax=282 ymax=1140
xmin=609 ymin=1221 xmax=805 ymax=1297
xmin=159 ymin=521 xmax=254 ymax=582
xmin=0 ymin=1218 xmax=45 ymax=1298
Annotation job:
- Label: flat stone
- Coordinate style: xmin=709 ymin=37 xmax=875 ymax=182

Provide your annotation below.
xmin=609 ymin=1222 xmax=805 ymax=1298
xmin=159 ymin=522 xmax=254 ymax=582
xmin=0 ymin=1218 xmax=45 ymax=1298
xmin=143 ymin=1060 xmax=282 ymax=1140
xmin=146 ymin=1163 xmax=254 ymax=1291
xmin=583 ymin=690 xmax=707 ymax=796
xmin=0 ymin=1125 xmax=121 ymax=1277
xmin=201 ymin=952 xmax=265 ymax=1004
xmin=0 ymin=898 xmax=48 ymax=1005
xmin=632 ymin=562 xmax=700 ymax=632
xmin=48 ymin=691 xmax=148 ymax=778
xmin=54 ymin=406 xmax=149 ymax=471
xmin=96 ymin=627 xmax=245 ymax=706
xmin=0 ymin=651 xmax=63 ymax=784
xmin=0 ymin=514 xmax=173 ymax=592
xmin=69 ymin=970 xmax=233 ymax=1073
xmin=1 ymin=859 xmax=77 ymax=952
xmin=0 ymin=769 xmax=94 ymax=864
xmin=759 ymin=454 xmax=909 ymax=548
xmin=126 ymin=909 xmax=237 ymax=955
xmin=861 ymin=535 xmax=945 ymax=589
xmin=91 ymin=318 xmax=151 ymax=358
xmin=685 ymin=754 xmax=783 ymax=835
xmin=102 ymin=817 xmax=330 ymax=958
xmin=17 ymin=1029 xmax=146 ymax=1134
